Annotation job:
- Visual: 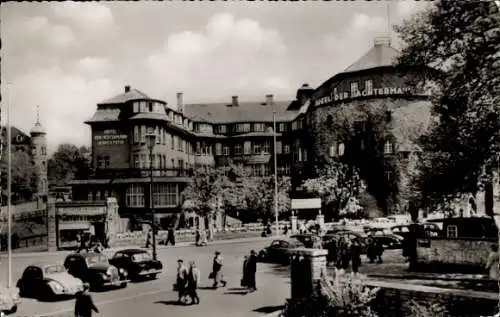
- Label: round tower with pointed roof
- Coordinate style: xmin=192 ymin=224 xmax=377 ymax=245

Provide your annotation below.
xmin=30 ymin=106 xmax=48 ymax=199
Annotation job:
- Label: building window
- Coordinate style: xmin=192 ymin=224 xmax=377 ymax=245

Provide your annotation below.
xmin=252 ymin=165 xmax=261 ymax=176
xmin=178 ymin=159 xmax=183 ymax=170
xmin=235 ymin=123 xmax=251 ymax=133
xmin=279 ymin=123 xmax=287 ymax=132
xmin=244 ymin=141 xmax=251 ymax=155
xmin=133 ymin=102 xmax=139 ymax=113
xmin=350 ymin=81 xmax=359 ymax=96
xmin=365 ymin=80 xmax=373 ymax=93
xmin=134 ymin=154 xmax=140 ymax=168
xmin=276 ymin=141 xmax=282 ymax=154
xmin=141 ymin=125 xmax=146 ymax=143
xmin=234 ymin=143 xmax=243 ymax=155
xmin=155 ymin=126 xmax=160 ymax=144
xmin=87 ymin=191 xmax=93 ymax=201
xmin=126 ymin=184 xmax=145 ymax=207
xmin=263 ymin=164 xmax=270 ymax=176
xmin=218 ymin=125 xmax=227 ymax=134
xmin=134 ymin=126 xmax=139 ymax=143
xmin=223 ymin=146 xmax=230 ymax=156
xmin=284 ymin=145 xmax=290 ymax=154
xmin=254 ymin=123 xmax=265 ymax=132
xmin=253 ymin=143 xmax=262 ymax=154
xmin=148 ymin=102 xmax=153 ymax=112
xmin=282 ymin=164 xmax=291 ymax=176
xmin=263 ymin=141 xmax=271 ymax=154
xmin=446 ymin=225 xmax=458 ymax=238
xmin=96 ymin=156 xmax=110 ymax=169
xmin=152 ymin=184 xmax=178 ymax=207
xmin=384 ymin=140 xmax=394 ymax=154
xmin=41 ymin=146 xmax=47 ymax=156
xmin=171 ymin=159 xmax=175 ymax=168
xmin=177 ymin=137 xmax=182 ymax=151
xmin=216 ymin=143 xmax=222 ymax=155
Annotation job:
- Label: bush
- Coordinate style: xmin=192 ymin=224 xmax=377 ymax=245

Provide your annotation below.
xmin=405 ymin=300 xmax=447 ymax=317
xmin=281 ymin=274 xmax=379 ymax=317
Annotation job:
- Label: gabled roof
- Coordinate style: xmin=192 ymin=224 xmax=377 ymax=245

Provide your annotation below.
xmin=184 ymin=101 xmax=299 ymax=124
xmin=343 ymin=39 xmax=400 ymax=73
xmin=99 ymin=88 xmax=153 ymax=105
xmin=85 ymin=109 xmax=121 ymax=124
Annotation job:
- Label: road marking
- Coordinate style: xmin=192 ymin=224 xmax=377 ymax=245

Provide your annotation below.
xmin=35 ymin=287 xmax=172 ymax=317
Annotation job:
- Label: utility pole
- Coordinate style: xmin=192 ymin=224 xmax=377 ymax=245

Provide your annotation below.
xmin=273 ymin=110 xmax=279 ymax=236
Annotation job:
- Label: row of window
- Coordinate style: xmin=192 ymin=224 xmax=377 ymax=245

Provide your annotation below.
xmin=126 ymin=183 xmax=179 ymax=207
xmin=214 ymin=141 xmax=291 ymax=156
xmin=132 ymin=101 xmax=191 ymax=129
xmin=133 ymin=154 xmax=188 ymax=170
xmin=133 ymin=125 xmax=193 ymax=154
xmin=216 ymin=122 xmax=290 ymax=134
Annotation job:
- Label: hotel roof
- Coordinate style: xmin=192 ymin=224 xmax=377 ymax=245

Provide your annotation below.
xmin=183 ymin=101 xmax=299 ymax=124
xmin=343 ymin=37 xmax=400 ymax=73
xmin=99 ymin=88 xmax=155 ymax=105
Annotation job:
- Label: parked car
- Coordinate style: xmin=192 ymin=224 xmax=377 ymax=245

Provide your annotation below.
xmin=324 ymin=230 xmax=369 ymax=253
xmin=16 ymin=263 xmax=83 ymax=301
xmin=0 ymin=284 xmax=20 ymax=315
xmin=372 ymin=234 xmax=404 ymax=250
xmin=258 ymin=238 xmax=305 ymax=264
xmin=64 ymin=252 xmax=128 ymax=290
xmin=108 ymin=249 xmax=163 ymax=281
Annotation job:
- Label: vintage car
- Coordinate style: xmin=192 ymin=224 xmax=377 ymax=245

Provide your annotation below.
xmin=108 ymin=249 xmax=163 ymax=281
xmin=258 ymin=238 xmax=305 ymax=264
xmin=0 ymin=284 xmax=20 ymax=315
xmin=322 ymin=230 xmax=369 ymax=253
xmin=16 ymin=263 xmax=83 ymax=301
xmin=371 ymin=234 xmax=404 ymax=250
xmin=64 ymin=252 xmax=128 ymax=290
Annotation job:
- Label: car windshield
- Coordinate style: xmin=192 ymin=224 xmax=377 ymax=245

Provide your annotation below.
xmin=45 ymin=264 xmax=66 ymax=274
xmin=132 ymin=252 xmax=151 ymax=262
xmin=85 ymin=254 xmax=107 ymax=265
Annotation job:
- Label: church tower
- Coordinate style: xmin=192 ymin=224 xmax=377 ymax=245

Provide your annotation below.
xmin=30 ymin=106 xmax=48 ymax=199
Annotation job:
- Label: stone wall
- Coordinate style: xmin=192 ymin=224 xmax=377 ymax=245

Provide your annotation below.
xmin=416 ymin=237 xmax=496 ymax=270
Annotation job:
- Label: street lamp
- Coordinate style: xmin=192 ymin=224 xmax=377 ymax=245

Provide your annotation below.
xmin=145 ymin=130 xmax=157 ymax=260
xmin=273 ymin=110 xmax=279 ymax=236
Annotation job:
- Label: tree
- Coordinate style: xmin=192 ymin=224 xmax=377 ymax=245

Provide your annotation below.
xmin=181 ymin=166 xmax=227 ymax=237
xmin=395 ymin=1 xmax=500 ymax=210
xmin=48 ymin=144 xmax=91 ymax=186
xmin=244 ymin=176 xmax=291 ymax=225
xmin=0 ymin=150 xmax=39 ymax=205
xmin=301 ymin=162 xmax=366 ymax=221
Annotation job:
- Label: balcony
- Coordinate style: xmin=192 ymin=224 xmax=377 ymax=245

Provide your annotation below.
xmin=91 ymin=168 xmax=194 ymax=179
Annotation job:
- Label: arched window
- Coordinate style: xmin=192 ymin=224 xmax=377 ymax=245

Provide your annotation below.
xmin=326 ymin=115 xmax=333 ymax=128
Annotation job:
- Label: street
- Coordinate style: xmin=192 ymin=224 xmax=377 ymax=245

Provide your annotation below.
xmin=2 ymin=238 xmax=291 ymax=317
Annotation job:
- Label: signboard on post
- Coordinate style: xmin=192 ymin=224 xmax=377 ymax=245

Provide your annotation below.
xmin=291 ymin=198 xmax=322 ymax=210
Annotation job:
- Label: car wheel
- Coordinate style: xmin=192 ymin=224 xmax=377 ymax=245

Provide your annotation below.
xmin=120 ymin=281 xmax=127 ymax=288
xmin=4 ymin=304 xmax=18 ymax=315
xmin=38 ymin=285 xmax=55 ymax=302
xmin=149 ymin=274 xmax=158 ymax=280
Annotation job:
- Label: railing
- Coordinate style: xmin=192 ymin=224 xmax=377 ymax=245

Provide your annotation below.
xmin=91 ymin=168 xmax=194 ymax=179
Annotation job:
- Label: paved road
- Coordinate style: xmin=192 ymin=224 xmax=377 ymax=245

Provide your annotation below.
xmin=5 ymin=238 xmax=291 ymax=317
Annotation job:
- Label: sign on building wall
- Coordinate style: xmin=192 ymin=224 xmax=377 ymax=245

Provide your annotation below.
xmin=291 ymin=198 xmax=322 ymax=210
xmin=94 ymin=129 xmax=128 ymax=146
xmin=316 ymin=86 xmax=413 ymax=106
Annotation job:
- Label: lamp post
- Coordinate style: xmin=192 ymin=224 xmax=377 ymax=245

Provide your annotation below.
xmin=145 ymin=131 xmax=157 ymax=260
xmin=6 ymin=82 xmax=12 ymax=287
xmin=273 ymin=110 xmax=279 ymax=236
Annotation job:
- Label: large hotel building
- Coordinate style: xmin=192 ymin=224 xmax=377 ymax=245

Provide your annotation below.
xmin=71 ymin=37 xmax=431 ymax=227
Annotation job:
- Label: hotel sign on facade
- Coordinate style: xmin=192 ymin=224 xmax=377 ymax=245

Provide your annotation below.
xmin=316 ymin=86 xmax=413 ymax=107
xmin=94 ymin=129 xmax=128 ymax=146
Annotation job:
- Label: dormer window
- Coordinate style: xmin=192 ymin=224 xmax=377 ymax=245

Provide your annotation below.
xmin=383 ymin=140 xmax=395 ymax=155
xmin=254 ymin=123 xmax=265 ymax=132
xmin=148 ymin=102 xmax=153 ymax=112
xmin=350 ymin=82 xmax=359 ymax=96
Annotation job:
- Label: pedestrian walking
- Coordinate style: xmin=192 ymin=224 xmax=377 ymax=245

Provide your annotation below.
xmin=350 ymin=239 xmax=362 ymax=274
xmin=375 ymin=238 xmax=384 ymax=263
xmin=246 ymin=250 xmax=258 ymax=292
xmin=326 ymin=238 xmax=337 ymax=266
xmin=74 ymin=283 xmax=99 ymax=317
xmin=166 ymin=227 xmax=176 ymax=246
xmin=366 ymin=237 xmax=377 ymax=263
xmin=187 ymin=261 xmax=201 ymax=305
xmin=340 ymin=238 xmax=351 ymax=273
xmin=145 ymin=229 xmax=152 ymax=248
xmin=195 ymin=229 xmax=201 ymax=245
xmin=175 ymin=259 xmax=189 ymax=304
xmin=211 ymin=251 xmax=227 ymax=289
xmin=241 ymin=255 xmax=249 ymax=288
xmin=486 ymin=244 xmax=499 ymax=280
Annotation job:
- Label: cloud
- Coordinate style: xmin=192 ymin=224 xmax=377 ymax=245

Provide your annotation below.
xmin=3 ymin=67 xmax=118 ymax=154
xmin=52 ymin=2 xmax=114 ymax=29
xmin=147 ymin=12 xmax=288 ymax=103
xmin=74 ymin=57 xmax=112 ymax=77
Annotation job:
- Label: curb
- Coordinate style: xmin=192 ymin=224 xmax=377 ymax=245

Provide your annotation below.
xmin=1 ymin=236 xmax=274 ymax=259
xmin=367 ymin=273 xmax=491 ymax=282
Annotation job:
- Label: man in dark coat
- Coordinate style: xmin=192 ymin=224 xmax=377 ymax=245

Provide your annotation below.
xmin=350 ymin=239 xmax=362 ymax=274
xmin=166 ymin=227 xmax=176 ymax=246
xmin=246 ymin=250 xmax=258 ymax=292
xmin=74 ymin=283 xmax=98 ymax=317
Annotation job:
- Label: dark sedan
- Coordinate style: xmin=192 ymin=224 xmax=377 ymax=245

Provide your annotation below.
xmin=109 ymin=249 xmax=163 ymax=281
xmin=258 ymin=238 xmax=305 ymax=264
xmin=64 ymin=252 xmax=128 ymax=291
xmin=372 ymin=234 xmax=404 ymax=250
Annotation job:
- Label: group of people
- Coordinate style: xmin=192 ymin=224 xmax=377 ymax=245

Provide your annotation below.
xmin=325 ymin=236 xmax=384 ymax=274
xmin=76 ymin=233 xmax=106 ymax=254
xmin=175 ymin=259 xmax=202 ymax=305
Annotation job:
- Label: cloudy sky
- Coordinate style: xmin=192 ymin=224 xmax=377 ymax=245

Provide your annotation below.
xmin=1 ymin=2 xmax=427 ymax=154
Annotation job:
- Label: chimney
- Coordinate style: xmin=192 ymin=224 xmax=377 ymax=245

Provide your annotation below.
xmin=232 ymin=96 xmax=239 ymax=107
xmin=124 ymin=85 xmax=131 ymax=93
xmin=177 ymin=92 xmax=184 ymax=113
xmin=265 ymin=94 xmax=274 ymax=106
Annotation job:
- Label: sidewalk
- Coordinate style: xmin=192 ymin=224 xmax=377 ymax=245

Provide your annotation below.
xmin=3 ymin=236 xmax=274 ymax=258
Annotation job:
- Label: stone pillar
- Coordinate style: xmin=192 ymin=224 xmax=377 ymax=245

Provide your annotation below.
xmin=290 ymin=248 xmax=328 ymax=300
xmin=215 ymin=210 xmax=223 ymax=231
xmin=105 ymin=197 xmax=119 ymax=247
xmin=290 ymin=215 xmax=298 ymax=234
xmin=47 ymin=198 xmax=57 ymax=252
